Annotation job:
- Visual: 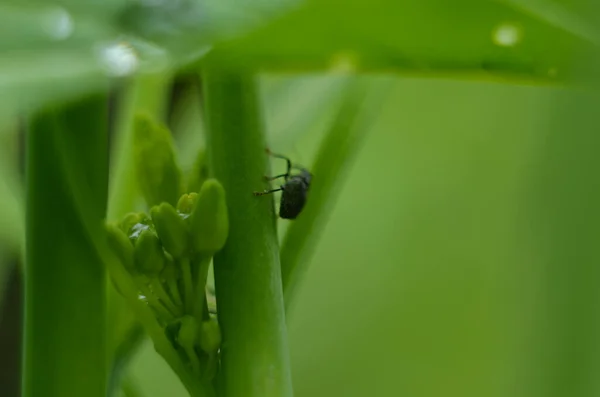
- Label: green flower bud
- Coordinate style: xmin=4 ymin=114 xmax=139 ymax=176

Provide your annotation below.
xmin=199 ymin=318 xmax=221 ymax=354
xmin=105 ymin=222 xmax=135 ymax=273
xmin=119 ymin=212 xmax=149 ymax=235
xmin=186 ymin=149 xmax=208 ymax=193
xmin=133 ymin=111 xmax=183 ymax=208
xmin=189 ymin=179 xmax=229 ymax=253
xmin=134 ymin=229 xmax=166 ymax=276
xmin=178 ymin=315 xmax=199 ymax=349
xmin=150 ymin=202 xmax=189 ymax=258
xmin=177 ymin=192 xmax=198 ymax=215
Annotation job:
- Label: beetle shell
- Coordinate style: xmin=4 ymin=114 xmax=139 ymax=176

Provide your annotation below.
xmin=279 ymin=170 xmax=311 ymax=219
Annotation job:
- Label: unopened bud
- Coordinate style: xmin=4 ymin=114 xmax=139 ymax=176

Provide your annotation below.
xmin=119 ymin=212 xmax=149 ymax=236
xmin=134 ymin=229 xmax=166 ymax=276
xmin=105 ymin=223 xmax=135 ymax=273
xmin=178 ymin=315 xmax=199 ymax=350
xmin=189 ymin=179 xmax=228 ymax=253
xmin=150 ymin=202 xmax=189 ymax=258
xmin=199 ymin=318 xmax=221 ymax=354
xmin=177 ymin=192 xmax=198 ymax=215
xmin=133 ymin=112 xmax=183 ymax=208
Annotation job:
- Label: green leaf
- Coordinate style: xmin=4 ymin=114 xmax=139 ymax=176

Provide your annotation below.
xmin=0 ymin=0 xmax=298 ymax=119
xmin=119 ymin=0 xmax=300 ymax=67
xmin=213 ymin=0 xmax=586 ymax=82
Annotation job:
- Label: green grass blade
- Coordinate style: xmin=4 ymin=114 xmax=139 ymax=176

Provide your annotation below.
xmin=523 ymin=10 xmax=600 ymax=396
xmin=280 ymin=76 xmax=391 ymax=311
xmin=23 ymin=94 xmax=109 ymax=397
xmin=203 ymin=66 xmax=293 ymax=397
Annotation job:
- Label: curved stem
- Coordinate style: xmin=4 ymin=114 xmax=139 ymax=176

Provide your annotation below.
xmin=23 ymin=95 xmax=108 ymax=397
xmin=203 ymin=65 xmax=293 ymax=397
xmin=192 ymin=256 xmax=211 ymax=322
xmin=166 ymin=277 xmax=183 ymax=307
xmin=139 ymin=283 xmax=174 ymax=321
xmin=150 ymin=278 xmax=182 ymax=317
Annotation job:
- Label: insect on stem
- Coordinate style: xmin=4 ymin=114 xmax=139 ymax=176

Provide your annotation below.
xmin=254 ymin=148 xmax=312 ymax=219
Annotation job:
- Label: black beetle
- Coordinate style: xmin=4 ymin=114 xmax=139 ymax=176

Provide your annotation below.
xmin=253 ymin=148 xmax=312 ymax=219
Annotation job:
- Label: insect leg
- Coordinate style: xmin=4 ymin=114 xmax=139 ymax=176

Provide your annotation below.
xmin=264 ymin=174 xmax=288 ymax=181
xmin=265 ymin=148 xmax=291 ymax=179
xmin=253 ymin=187 xmax=283 ymax=196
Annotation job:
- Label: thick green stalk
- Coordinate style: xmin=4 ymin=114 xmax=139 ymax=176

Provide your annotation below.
xmin=23 ymin=95 xmax=108 ymax=397
xmin=280 ymin=77 xmax=391 ymax=311
xmin=203 ymin=66 xmax=293 ymax=397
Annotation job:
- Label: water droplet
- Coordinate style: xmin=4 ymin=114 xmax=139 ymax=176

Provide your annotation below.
xmin=129 ymin=222 xmax=149 ymax=239
xmin=329 ymin=51 xmax=359 ymax=74
xmin=42 ymin=7 xmax=73 ymax=41
xmin=492 ymin=23 xmax=522 ymax=47
xmin=97 ymin=42 xmax=139 ymax=77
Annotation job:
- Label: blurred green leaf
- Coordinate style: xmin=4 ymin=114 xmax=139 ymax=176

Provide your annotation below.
xmin=1 ymin=0 xmax=592 ymax=123
xmin=214 ymin=0 xmax=586 ymax=82
xmin=119 ymin=0 xmax=299 ymax=66
xmin=280 ymin=76 xmax=391 ymax=311
xmin=0 ymin=0 xmax=297 ymax=120
xmin=261 ymin=74 xmax=350 ymax=148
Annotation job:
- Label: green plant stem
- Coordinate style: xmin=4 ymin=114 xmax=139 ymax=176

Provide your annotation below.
xmin=179 ymin=257 xmax=195 ymax=313
xmin=138 ymin=282 xmax=174 ymax=320
xmin=166 ymin=276 xmax=183 ymax=307
xmin=23 ymin=95 xmax=108 ymax=397
xmin=183 ymin=346 xmax=202 ymax=377
xmin=104 ymin=249 xmax=215 ymax=397
xmin=149 ymin=278 xmax=182 ymax=316
xmin=192 ymin=256 xmax=211 ymax=322
xmin=279 ymin=77 xmax=391 ymax=311
xmin=203 ymin=65 xmax=293 ymax=397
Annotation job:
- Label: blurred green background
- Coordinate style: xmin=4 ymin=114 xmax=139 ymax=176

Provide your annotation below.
xmin=2 ymin=0 xmax=600 ymax=396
